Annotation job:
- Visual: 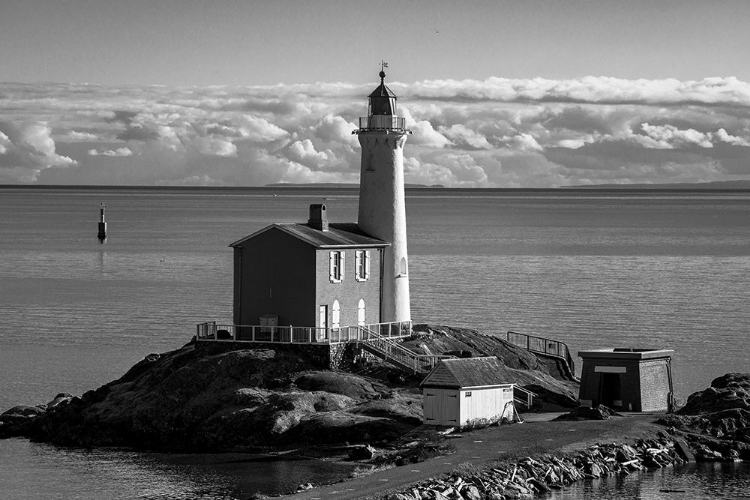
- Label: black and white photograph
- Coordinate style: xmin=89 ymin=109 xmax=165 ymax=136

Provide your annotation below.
xmin=1 ymin=1 xmax=749 ymax=498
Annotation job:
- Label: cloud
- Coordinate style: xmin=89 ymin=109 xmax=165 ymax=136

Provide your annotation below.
xmin=0 ymin=121 xmax=76 ymax=182
xmin=715 ymin=128 xmax=750 ymax=147
xmin=441 ymin=124 xmax=492 ymax=150
xmin=3 ymin=76 xmax=750 ymax=187
xmin=639 ymin=123 xmax=714 ymax=149
xmin=65 ymin=130 xmax=100 ymax=141
xmin=88 ymin=147 xmax=133 ymax=156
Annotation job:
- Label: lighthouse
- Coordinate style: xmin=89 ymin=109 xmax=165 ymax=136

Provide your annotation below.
xmin=354 ymin=68 xmax=411 ymax=323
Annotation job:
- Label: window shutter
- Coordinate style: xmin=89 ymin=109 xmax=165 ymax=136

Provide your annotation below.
xmin=355 ymin=251 xmax=362 ymax=281
xmin=329 ymin=252 xmax=335 ymax=282
xmin=365 ymin=250 xmax=370 ymax=280
xmin=340 ymin=252 xmax=345 ymax=282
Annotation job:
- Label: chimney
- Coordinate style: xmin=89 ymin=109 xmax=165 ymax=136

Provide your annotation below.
xmin=308 ymin=204 xmax=328 ymax=231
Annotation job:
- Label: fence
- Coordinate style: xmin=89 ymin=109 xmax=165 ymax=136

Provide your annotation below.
xmin=359 ymin=115 xmax=407 ymax=131
xmin=196 ymin=321 xmax=412 ymax=345
xmin=506 ymin=331 xmax=576 ymax=376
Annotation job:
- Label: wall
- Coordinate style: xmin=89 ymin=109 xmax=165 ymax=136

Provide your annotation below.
xmin=195 ymin=340 xmax=334 ymax=368
xmin=578 ymin=357 xmax=641 ymax=410
xmin=639 ymin=359 xmax=672 ymax=412
xmin=579 ymin=356 xmax=672 ymax=412
xmin=357 ymin=132 xmax=411 ymax=323
xmin=235 ymin=229 xmax=316 ymax=326
xmin=315 ymin=247 xmax=382 ymax=330
xmin=459 ymin=386 xmax=514 ymax=426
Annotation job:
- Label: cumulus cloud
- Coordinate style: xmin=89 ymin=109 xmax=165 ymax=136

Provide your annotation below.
xmin=442 ymin=124 xmax=493 ymax=150
xmin=639 ymin=123 xmax=714 ymax=149
xmin=0 ymin=121 xmax=76 ymax=182
xmin=65 ymin=130 xmax=100 ymax=141
xmin=88 ymin=147 xmax=133 ymax=156
xmin=2 ymin=76 xmax=750 ymax=186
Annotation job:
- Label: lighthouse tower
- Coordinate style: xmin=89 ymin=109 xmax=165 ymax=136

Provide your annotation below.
xmin=355 ymin=69 xmax=411 ymax=323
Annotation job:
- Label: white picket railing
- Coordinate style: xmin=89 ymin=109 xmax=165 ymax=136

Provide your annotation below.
xmin=195 ymin=321 xmax=411 ymax=345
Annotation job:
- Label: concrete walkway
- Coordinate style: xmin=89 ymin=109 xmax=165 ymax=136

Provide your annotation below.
xmin=285 ymin=413 xmax=664 ymax=500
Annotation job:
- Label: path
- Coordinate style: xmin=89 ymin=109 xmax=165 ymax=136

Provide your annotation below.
xmin=285 ymin=413 xmax=665 ymax=500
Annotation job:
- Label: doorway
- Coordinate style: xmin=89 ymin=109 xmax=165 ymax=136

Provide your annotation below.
xmin=599 ymin=373 xmax=622 ymax=408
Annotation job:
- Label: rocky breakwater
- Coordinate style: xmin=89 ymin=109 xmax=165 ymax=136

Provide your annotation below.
xmin=384 ymin=435 xmax=690 ymax=500
xmin=658 ymin=372 xmax=750 ymax=461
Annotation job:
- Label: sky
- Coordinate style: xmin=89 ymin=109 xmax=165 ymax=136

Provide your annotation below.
xmin=1 ymin=0 xmax=750 ymax=187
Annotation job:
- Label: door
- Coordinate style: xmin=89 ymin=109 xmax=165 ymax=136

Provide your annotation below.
xmin=318 ymin=305 xmax=328 ymax=341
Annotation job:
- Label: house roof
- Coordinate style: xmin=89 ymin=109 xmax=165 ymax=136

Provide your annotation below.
xmin=420 ymin=357 xmax=514 ymax=389
xmin=229 ymin=222 xmax=390 ymax=249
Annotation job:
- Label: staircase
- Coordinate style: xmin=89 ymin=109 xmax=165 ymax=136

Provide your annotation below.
xmin=356 ymin=327 xmax=445 ymax=374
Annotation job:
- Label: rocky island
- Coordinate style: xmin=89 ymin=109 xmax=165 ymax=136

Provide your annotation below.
xmin=2 ymin=326 xmax=748 ymax=499
xmin=0 ymin=325 xmax=577 ymax=451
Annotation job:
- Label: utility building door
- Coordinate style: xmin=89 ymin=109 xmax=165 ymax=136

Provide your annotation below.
xmin=423 ymin=389 xmax=459 ymax=426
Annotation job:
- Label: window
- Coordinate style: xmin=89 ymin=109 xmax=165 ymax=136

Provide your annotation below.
xmin=329 ymin=251 xmax=344 ymax=283
xmin=357 ymin=299 xmax=365 ymax=326
xmin=355 ymin=250 xmax=370 ymax=281
xmin=332 ymin=300 xmax=340 ymax=329
xmin=399 ymin=256 xmax=408 ymax=276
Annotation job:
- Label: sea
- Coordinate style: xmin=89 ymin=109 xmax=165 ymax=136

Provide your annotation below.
xmin=0 ymin=186 xmax=748 ymax=499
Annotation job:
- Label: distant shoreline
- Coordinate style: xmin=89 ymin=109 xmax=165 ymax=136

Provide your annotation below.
xmin=1 ymin=181 xmax=750 ymax=192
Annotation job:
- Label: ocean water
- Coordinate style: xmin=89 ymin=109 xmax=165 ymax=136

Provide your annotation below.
xmin=1 ymin=186 xmax=749 ymax=498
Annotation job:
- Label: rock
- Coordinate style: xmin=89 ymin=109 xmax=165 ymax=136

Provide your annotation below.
xmin=679 ymin=374 xmax=750 ymax=415
xmin=1 ymin=324 xmax=585 ymax=451
xmin=1 ymin=344 xmax=425 ymax=451
xmin=295 ymin=371 xmax=388 ymax=400
xmin=296 ymin=483 xmax=314 ymax=492
xmin=1 ymin=405 xmax=45 ymax=419
xmin=349 ymin=444 xmax=377 ymax=460
xmin=46 ymin=394 xmax=74 ymax=410
xmin=461 ymin=484 xmax=482 ymax=500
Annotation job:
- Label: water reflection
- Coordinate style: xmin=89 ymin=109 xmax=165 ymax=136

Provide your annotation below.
xmin=548 ymin=462 xmax=750 ymax=499
xmin=1 ymin=439 xmax=356 ymax=499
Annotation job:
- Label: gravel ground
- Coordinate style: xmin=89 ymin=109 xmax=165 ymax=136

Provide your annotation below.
xmin=284 ymin=413 xmax=665 ymax=499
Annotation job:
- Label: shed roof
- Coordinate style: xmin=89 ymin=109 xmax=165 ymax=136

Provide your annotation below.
xmin=229 ymin=222 xmax=390 ymax=249
xmin=421 ymin=357 xmax=514 ymax=389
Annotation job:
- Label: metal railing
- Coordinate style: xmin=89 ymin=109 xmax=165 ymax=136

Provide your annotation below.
xmin=357 ymin=326 xmax=448 ymax=374
xmin=513 ymin=385 xmax=536 ymax=410
xmin=358 ymin=115 xmax=407 ymax=131
xmin=196 ymin=321 xmax=411 ymax=345
xmin=506 ymin=331 xmax=576 ymax=377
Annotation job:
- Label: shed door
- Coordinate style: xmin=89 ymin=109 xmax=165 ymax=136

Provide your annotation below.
xmin=424 ymin=390 xmax=458 ymax=425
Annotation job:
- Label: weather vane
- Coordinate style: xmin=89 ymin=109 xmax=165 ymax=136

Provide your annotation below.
xmin=380 ymin=60 xmax=388 ymax=71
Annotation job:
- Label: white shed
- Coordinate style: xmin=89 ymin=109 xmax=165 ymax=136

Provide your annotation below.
xmin=420 ymin=357 xmax=516 ymax=427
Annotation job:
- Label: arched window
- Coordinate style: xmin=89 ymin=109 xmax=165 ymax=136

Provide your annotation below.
xmin=358 ymin=299 xmax=366 ymax=326
xmin=332 ymin=300 xmax=340 ymax=329
xmin=399 ymin=257 xmax=408 ymax=276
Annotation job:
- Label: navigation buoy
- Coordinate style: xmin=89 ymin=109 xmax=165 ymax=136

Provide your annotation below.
xmin=98 ymin=203 xmax=107 ymax=241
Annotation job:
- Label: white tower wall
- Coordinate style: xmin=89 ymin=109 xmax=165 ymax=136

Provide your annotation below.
xmin=358 ymin=132 xmax=410 ymax=323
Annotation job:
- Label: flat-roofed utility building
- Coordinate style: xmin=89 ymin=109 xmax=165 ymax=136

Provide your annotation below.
xmin=578 ymin=348 xmax=674 ymax=412
xmin=420 ymin=357 xmax=515 ymax=427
